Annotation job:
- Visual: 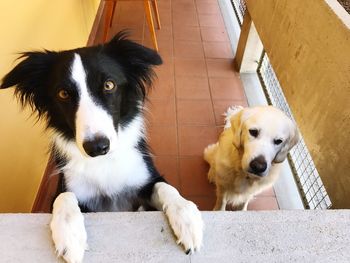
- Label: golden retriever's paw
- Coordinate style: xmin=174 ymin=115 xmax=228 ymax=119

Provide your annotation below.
xmin=165 ymin=198 xmax=204 ymax=254
xmin=50 ymin=192 xmax=88 ymax=263
xmin=224 ymin=105 xmax=244 ymax=129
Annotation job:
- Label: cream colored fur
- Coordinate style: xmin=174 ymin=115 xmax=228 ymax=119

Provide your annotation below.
xmin=204 ymin=106 xmax=299 ymax=211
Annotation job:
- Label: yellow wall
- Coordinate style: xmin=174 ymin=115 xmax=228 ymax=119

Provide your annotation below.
xmin=0 ymin=0 xmax=100 ymax=212
xmin=246 ymin=0 xmax=350 ymax=208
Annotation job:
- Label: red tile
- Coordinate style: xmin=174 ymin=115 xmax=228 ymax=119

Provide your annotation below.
xmin=247 ymin=197 xmax=279 ymax=210
xmin=145 ymin=98 xmax=176 ymax=126
xmin=174 ymin=58 xmax=207 ymax=77
xmin=173 ymin=26 xmax=202 ymax=41
xmin=158 ymin=0 xmax=172 ymax=11
xmin=206 ymin=58 xmax=236 ymax=78
xmin=148 ymin=126 xmax=178 ymax=156
xmin=172 ymin=0 xmax=197 ymax=13
xmin=110 ymin=24 xmax=144 ymax=41
xmin=153 ymin=156 xmax=180 ymax=189
xmin=173 ymin=11 xmax=199 ymax=27
xmin=112 ymin=2 xmax=144 ymax=24
xmin=175 ymin=76 xmax=210 ymax=100
xmin=144 ymin=26 xmax=172 ymax=42
xmin=212 ymin=100 xmax=248 ymax=125
xmin=198 ymin=14 xmax=225 ymax=27
xmin=144 ymin=38 xmax=174 ymax=58
xmin=178 ymin=126 xmax=218 ymax=156
xmin=117 ymin=4 xmax=144 ymax=25
xmin=257 ymin=187 xmax=276 ymax=197
xmin=185 ymin=195 xmax=216 ymax=211
xmin=177 ymin=100 xmax=215 ymax=125
xmin=142 ymin=39 xmax=174 ymax=58
xmin=157 ymin=10 xmax=172 ymax=27
xmin=209 ymin=77 xmax=246 ymax=100
xmin=174 ymin=41 xmax=204 ymax=59
xmin=179 ymin=157 xmax=216 ymax=196
xmin=203 ymin=42 xmax=233 ymax=59
xmin=196 ymin=1 xmax=221 ymax=14
xmin=149 ymin=74 xmax=175 ymax=99
xmin=158 ymin=39 xmax=174 ymax=57
xmin=201 ymin=27 xmax=229 ymax=42
xmin=154 ymin=56 xmax=174 ymax=77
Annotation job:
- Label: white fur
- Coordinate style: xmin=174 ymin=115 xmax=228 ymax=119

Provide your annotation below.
xmin=50 ymin=192 xmax=87 ymax=263
xmin=53 ymin=114 xmax=149 ymax=204
xmin=151 ymin=182 xmax=203 ymax=253
xmin=224 ymin=105 xmax=243 ymax=129
xmin=238 ymin=107 xmax=295 ymax=177
xmin=71 ymin=54 xmax=117 ymax=156
xmin=204 ymin=106 xmax=299 ymax=211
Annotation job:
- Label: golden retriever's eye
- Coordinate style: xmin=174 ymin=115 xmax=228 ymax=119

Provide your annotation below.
xmin=57 ymin=89 xmax=70 ymax=100
xmin=274 ymin=139 xmax=283 ymax=145
xmin=103 ymin=80 xmax=116 ymax=92
xmin=249 ymin=129 xmax=259 ymax=138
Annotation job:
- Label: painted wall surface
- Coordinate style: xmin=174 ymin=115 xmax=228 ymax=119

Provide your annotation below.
xmin=0 ymin=0 xmax=99 ymax=212
xmin=246 ymin=0 xmax=350 ymax=208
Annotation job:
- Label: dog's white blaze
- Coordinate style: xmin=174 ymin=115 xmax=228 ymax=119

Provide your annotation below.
xmin=53 ymin=115 xmax=150 ymax=203
xmin=70 ymin=54 xmax=117 ymax=155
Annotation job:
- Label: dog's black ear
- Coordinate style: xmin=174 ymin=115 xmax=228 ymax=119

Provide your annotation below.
xmin=106 ymin=31 xmax=162 ymax=66
xmin=1 ymin=51 xmax=57 ymax=117
xmin=103 ymin=31 xmax=162 ymax=97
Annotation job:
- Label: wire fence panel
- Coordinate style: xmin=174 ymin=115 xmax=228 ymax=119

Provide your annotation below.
xmin=231 ymin=0 xmax=246 ymax=26
xmin=257 ymin=52 xmax=332 ymax=209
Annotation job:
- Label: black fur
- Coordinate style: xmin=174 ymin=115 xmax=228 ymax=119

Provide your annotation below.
xmin=1 ymin=31 xmax=166 ymax=212
xmin=1 ymin=31 xmax=162 ymax=138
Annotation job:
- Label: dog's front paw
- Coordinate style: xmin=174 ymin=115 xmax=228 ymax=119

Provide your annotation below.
xmin=50 ymin=192 xmax=88 ymax=263
xmin=165 ymin=198 xmax=204 ymax=254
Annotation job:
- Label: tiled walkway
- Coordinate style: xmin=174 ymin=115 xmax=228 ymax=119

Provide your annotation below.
xmin=93 ymin=0 xmax=278 ymax=210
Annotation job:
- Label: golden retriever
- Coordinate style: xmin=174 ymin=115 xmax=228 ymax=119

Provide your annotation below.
xmin=204 ymin=106 xmax=300 ymax=211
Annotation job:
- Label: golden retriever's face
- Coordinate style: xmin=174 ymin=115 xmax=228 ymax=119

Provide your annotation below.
xmin=231 ymin=106 xmax=299 ymax=178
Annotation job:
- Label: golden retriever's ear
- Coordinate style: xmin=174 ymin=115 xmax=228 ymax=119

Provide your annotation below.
xmin=230 ymin=109 xmax=244 ymax=148
xmin=274 ymin=122 xmax=300 ymax=163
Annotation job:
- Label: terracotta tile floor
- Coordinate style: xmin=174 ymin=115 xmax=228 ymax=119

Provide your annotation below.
xmin=92 ymin=0 xmax=279 ymax=211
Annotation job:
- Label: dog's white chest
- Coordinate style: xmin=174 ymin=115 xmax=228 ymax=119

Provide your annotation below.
xmin=62 ymin=147 xmax=149 ymax=203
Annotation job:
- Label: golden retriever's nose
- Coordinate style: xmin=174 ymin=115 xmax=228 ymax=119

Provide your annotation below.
xmin=249 ymin=155 xmax=267 ymax=175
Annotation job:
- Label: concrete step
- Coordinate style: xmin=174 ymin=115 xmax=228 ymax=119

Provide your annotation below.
xmin=0 ymin=210 xmax=349 ymax=262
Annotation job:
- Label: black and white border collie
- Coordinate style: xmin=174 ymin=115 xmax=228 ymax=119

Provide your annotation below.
xmin=1 ymin=32 xmax=203 ymax=263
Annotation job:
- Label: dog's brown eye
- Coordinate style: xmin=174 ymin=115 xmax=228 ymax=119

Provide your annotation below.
xmin=104 ymin=80 xmax=116 ymax=92
xmin=58 ymin=89 xmax=69 ymax=100
xmin=249 ymin=129 xmax=259 ymax=137
xmin=274 ymin=139 xmax=283 ymax=145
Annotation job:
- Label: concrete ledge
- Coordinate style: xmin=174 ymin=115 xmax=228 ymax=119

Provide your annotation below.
xmin=1 ymin=211 xmax=350 ymax=262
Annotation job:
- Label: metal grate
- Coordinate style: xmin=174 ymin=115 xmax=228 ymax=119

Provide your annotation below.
xmin=257 ymin=51 xmax=332 ymax=209
xmin=231 ymin=0 xmax=246 ymax=26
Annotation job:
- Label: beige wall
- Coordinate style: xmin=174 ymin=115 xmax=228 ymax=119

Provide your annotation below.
xmin=246 ymin=0 xmax=350 ymax=208
xmin=0 ymin=0 xmax=100 ymax=212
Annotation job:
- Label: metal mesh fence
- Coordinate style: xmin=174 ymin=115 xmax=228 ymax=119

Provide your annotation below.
xmin=231 ymin=0 xmax=246 ymax=26
xmin=230 ymin=0 xmax=332 ymax=209
xmin=257 ymin=52 xmax=332 ymax=209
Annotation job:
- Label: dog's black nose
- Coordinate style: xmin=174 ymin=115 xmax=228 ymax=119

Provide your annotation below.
xmin=249 ymin=156 xmax=267 ymax=175
xmin=83 ymin=136 xmax=110 ymax=157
